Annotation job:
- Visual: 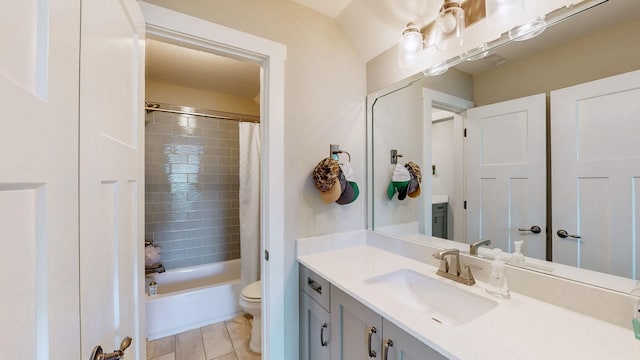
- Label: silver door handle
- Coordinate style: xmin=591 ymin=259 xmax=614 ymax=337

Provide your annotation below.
xmin=557 ymin=229 xmax=581 ymax=239
xmin=518 ymin=225 xmax=541 ymax=234
xmin=90 ymin=337 xmax=132 ymax=360
xmin=320 ymin=323 xmax=328 ymax=347
xmin=367 ymin=326 xmax=377 ymax=357
xmin=382 ymin=339 xmax=394 ymax=360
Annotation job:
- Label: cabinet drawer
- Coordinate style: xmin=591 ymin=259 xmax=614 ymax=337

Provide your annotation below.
xmin=432 ymin=203 xmax=447 ymax=212
xmin=300 ymin=263 xmax=331 ymax=312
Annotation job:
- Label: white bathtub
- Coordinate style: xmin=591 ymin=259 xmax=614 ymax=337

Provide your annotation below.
xmin=145 ymin=259 xmax=243 ymax=340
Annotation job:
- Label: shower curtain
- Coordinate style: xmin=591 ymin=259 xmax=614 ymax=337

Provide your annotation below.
xmin=239 ymin=122 xmax=261 ymax=288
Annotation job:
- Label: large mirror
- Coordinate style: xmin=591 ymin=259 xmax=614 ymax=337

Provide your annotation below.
xmin=368 ymin=0 xmax=640 ymax=293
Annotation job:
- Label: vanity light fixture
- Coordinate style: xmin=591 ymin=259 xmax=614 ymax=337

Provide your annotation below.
xmin=423 ymin=62 xmax=449 ymax=77
xmin=485 ymin=0 xmax=525 ymax=28
xmin=508 ymin=16 xmax=547 ymax=41
xmin=397 ymin=1 xmax=466 ymax=68
xmin=398 ymin=23 xmax=424 ymax=68
xmin=435 ymin=0 xmax=466 ymax=51
xmin=461 ymin=42 xmax=494 ymax=61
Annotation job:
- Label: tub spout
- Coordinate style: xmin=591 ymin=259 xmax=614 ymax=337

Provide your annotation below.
xmin=145 ymin=263 xmax=165 ymax=275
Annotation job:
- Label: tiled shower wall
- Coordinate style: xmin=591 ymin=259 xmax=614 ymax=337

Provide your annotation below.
xmin=145 ymin=109 xmax=241 ymax=270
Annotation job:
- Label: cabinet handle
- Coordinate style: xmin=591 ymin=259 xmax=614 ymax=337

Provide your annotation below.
xmin=307 ymin=277 xmax=322 ymax=294
xmin=320 ymin=323 xmax=328 ymax=347
xmin=367 ymin=326 xmax=377 ymax=357
xmin=382 ymin=339 xmax=394 ymax=360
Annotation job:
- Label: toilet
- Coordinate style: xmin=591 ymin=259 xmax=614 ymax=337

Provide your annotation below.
xmin=239 ymin=280 xmax=262 ymax=353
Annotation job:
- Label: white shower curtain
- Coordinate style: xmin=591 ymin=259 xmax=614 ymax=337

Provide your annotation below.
xmin=239 ymin=122 xmax=261 ymax=288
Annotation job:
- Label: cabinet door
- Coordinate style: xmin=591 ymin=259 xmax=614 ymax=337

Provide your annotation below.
xmin=300 ymin=292 xmax=331 ymax=360
xmin=382 ymin=319 xmax=448 ymax=360
xmin=331 ymin=287 xmax=383 ymax=359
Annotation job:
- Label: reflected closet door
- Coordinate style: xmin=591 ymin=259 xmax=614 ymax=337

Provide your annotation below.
xmin=551 ymin=69 xmax=640 ymax=278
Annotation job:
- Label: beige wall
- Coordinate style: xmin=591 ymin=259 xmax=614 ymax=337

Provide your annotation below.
xmin=146 ymin=79 xmax=260 ymax=116
xmin=143 ymin=1 xmax=366 ymax=357
xmin=473 ymin=18 xmax=640 ymax=106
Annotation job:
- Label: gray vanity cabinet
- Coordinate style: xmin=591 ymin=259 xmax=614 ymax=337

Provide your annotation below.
xmin=330 ymin=287 xmax=447 ymax=360
xmin=300 ymin=264 xmax=332 ymax=360
xmin=382 ymin=318 xmax=448 ymax=360
xmin=432 ymin=203 xmax=448 ymax=239
xmin=330 ymin=287 xmax=383 ymax=359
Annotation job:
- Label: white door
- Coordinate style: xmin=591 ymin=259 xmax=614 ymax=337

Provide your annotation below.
xmin=551 ymin=69 xmax=640 ymax=278
xmin=465 ymin=94 xmax=546 ymax=259
xmin=0 ymin=0 xmax=81 ymax=358
xmin=79 ymin=0 xmax=145 ymax=358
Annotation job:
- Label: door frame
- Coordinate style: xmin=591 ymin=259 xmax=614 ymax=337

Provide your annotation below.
xmin=423 ymin=89 xmax=474 ymax=243
xmin=140 ymin=3 xmax=287 ymax=358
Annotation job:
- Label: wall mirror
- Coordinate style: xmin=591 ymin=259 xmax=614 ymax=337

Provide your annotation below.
xmin=368 ymin=0 xmax=640 ymax=294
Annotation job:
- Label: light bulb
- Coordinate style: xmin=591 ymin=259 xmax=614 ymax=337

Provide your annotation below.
xmin=401 ymin=32 xmax=423 ymax=53
xmin=438 ymin=11 xmax=457 ymax=34
xmin=435 ymin=2 xmax=465 ymax=52
xmin=398 ymin=23 xmax=424 ymax=68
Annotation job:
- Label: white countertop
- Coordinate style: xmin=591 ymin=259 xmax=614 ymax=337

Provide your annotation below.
xmin=432 ymin=194 xmax=449 ymax=204
xmin=297 ymin=235 xmax=640 ymax=359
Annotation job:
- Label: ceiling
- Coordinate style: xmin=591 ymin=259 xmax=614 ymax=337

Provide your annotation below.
xmin=145 ymin=0 xmax=439 ymax=100
xmin=145 ymin=39 xmax=261 ymax=99
xmin=290 ymin=0 xmax=353 ymax=18
xmin=145 ymin=0 xmax=638 ymax=102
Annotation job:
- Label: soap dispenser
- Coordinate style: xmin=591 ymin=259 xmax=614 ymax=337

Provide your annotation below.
xmin=486 ymin=248 xmax=510 ymax=299
xmin=632 ymin=281 xmax=640 ymax=340
xmin=510 ymin=240 xmax=525 ymax=266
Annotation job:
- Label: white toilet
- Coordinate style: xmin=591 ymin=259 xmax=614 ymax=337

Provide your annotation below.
xmin=239 ymin=280 xmax=262 ymax=353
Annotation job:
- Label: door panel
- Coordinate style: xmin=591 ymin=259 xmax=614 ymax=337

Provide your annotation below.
xmin=79 ymin=0 xmax=145 ymax=358
xmin=383 ymin=318 xmax=447 ymax=360
xmin=551 ymin=69 xmax=640 ymax=278
xmin=0 ymin=0 xmax=81 ymax=358
xmin=465 ymin=93 xmax=546 ymax=259
xmin=331 ymin=287 xmax=382 ymax=360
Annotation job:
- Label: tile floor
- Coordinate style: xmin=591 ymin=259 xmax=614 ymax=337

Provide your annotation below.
xmin=146 ymin=314 xmax=261 ymax=360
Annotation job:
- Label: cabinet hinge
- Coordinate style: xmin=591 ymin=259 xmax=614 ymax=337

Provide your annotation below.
xmin=464 ymin=200 xmax=467 ymax=210
xmin=464 ymin=128 xmax=467 ymax=137
xmin=264 ymin=250 xmax=270 ymax=261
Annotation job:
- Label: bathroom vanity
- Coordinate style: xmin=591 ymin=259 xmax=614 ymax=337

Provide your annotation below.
xmin=297 ymin=231 xmax=640 ymax=359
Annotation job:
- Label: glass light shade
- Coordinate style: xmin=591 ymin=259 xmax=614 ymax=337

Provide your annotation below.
xmin=435 ymin=2 xmax=465 ymax=52
xmin=398 ymin=23 xmax=424 ymax=68
xmin=461 ymin=43 xmax=494 ymax=61
xmin=508 ymin=16 xmax=546 ymax=41
xmin=486 ymin=0 xmax=525 ymax=28
xmin=423 ymin=62 xmax=449 ymax=77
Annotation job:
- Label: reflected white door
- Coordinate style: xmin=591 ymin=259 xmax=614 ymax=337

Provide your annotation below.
xmin=465 ymin=94 xmax=546 ymax=259
xmin=551 ymin=69 xmax=640 ymax=279
xmin=79 ymin=0 xmax=145 ymax=358
xmin=0 ymin=0 xmax=81 ymax=358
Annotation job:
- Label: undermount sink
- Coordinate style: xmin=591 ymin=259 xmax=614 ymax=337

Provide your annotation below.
xmin=364 ymin=269 xmax=498 ymax=325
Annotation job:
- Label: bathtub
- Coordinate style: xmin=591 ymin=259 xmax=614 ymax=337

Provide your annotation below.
xmin=145 ymin=259 xmax=244 ymax=340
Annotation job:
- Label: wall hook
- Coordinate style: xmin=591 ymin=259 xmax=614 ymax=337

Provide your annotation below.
xmin=390 ymin=149 xmax=403 ymax=164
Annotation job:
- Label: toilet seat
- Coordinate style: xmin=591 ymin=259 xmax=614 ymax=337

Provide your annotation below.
xmin=241 ymin=280 xmax=261 ymax=301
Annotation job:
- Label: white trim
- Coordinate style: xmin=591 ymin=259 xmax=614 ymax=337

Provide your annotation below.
xmin=140 ymin=3 xmax=287 ymax=358
xmin=423 ymin=89 xmax=473 ymax=244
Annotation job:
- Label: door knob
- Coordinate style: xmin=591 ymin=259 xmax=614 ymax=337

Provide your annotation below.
xmin=557 ymin=229 xmax=581 ymax=239
xmin=90 ymin=337 xmax=132 ymax=360
xmin=518 ymin=225 xmax=541 ymax=234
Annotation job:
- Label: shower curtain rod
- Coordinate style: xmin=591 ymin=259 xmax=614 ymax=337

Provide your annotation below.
xmin=145 ymin=102 xmax=260 ymax=123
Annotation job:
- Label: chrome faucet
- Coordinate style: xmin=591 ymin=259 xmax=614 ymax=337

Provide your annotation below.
xmin=433 ymin=249 xmax=475 ymax=286
xmin=469 ymin=239 xmax=492 ymax=256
